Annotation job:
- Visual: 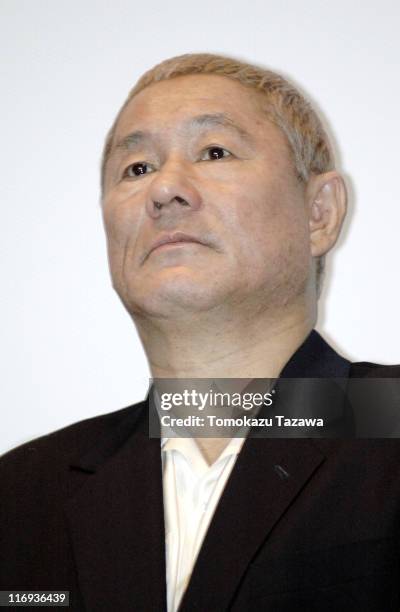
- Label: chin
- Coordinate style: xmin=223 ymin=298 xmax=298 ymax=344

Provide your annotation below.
xmin=121 ymin=272 xmax=226 ymax=319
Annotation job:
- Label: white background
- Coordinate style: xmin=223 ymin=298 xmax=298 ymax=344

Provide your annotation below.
xmin=1 ymin=0 xmax=399 ymax=454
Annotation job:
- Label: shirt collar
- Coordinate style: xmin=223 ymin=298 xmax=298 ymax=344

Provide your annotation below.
xmin=161 ymin=435 xmax=245 ymax=468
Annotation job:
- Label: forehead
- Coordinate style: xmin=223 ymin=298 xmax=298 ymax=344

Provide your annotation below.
xmin=113 ymin=74 xmax=269 ymax=140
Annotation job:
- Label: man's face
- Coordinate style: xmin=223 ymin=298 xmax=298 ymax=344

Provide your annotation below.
xmin=102 ymin=74 xmax=313 ymax=320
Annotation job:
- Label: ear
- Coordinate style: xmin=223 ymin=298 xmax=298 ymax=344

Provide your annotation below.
xmin=307 ymin=171 xmax=347 ymax=257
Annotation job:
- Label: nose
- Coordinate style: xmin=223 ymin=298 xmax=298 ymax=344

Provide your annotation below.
xmin=145 ymin=160 xmax=202 ymax=219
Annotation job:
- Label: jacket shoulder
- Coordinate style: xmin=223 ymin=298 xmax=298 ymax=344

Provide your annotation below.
xmin=0 ymin=401 xmax=145 ymax=477
xmin=350 ymin=362 xmax=400 ymax=378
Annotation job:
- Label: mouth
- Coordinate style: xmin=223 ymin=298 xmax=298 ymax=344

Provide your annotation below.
xmin=144 ymin=232 xmax=209 ymax=262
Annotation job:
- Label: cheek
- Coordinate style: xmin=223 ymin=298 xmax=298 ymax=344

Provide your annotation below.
xmin=102 ymin=193 xmax=142 ymax=248
xmin=220 ymin=175 xmax=304 ymax=245
xmin=101 ymin=194 xmax=146 ymax=290
xmin=217 ymin=173 xmax=310 ymax=277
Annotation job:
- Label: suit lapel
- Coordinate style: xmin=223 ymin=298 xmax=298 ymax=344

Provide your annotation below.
xmin=179 ymin=437 xmax=325 ymax=611
xmin=179 ymin=331 xmax=351 ymax=611
xmin=64 ymin=402 xmax=167 ymax=612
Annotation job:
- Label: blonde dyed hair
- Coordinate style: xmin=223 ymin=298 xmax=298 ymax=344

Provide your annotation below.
xmin=101 ymin=53 xmax=335 ymax=293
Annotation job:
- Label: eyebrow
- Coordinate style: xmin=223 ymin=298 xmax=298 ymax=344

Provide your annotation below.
xmin=188 ymin=113 xmax=252 ymax=141
xmin=112 ymin=112 xmax=253 ymax=156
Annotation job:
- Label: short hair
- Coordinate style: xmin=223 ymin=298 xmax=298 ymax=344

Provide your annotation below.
xmin=101 ymin=53 xmax=335 ymax=294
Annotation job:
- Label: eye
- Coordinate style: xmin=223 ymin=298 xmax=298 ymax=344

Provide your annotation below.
xmin=122 ymin=162 xmax=155 ymax=179
xmin=201 ymin=146 xmax=232 ymax=161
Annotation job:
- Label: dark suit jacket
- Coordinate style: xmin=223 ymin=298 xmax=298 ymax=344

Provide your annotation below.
xmin=1 ymin=331 xmax=400 ymax=611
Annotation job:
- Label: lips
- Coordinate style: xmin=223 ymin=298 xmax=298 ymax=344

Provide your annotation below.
xmin=145 ymin=232 xmax=207 ymax=261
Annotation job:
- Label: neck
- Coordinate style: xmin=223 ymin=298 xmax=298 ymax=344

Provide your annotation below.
xmin=134 ymin=298 xmax=316 ymax=380
xmin=142 ymin=296 xmax=317 ymax=466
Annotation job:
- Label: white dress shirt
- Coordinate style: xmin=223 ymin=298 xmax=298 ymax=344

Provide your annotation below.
xmin=161 ymin=435 xmax=246 ymax=612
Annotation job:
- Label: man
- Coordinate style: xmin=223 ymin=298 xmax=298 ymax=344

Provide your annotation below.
xmin=1 ymin=53 xmax=399 ymax=611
